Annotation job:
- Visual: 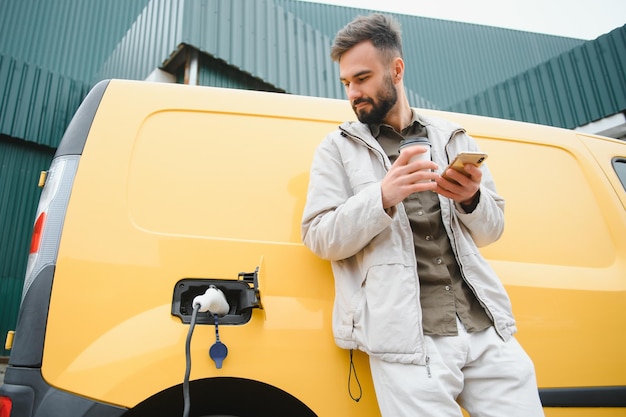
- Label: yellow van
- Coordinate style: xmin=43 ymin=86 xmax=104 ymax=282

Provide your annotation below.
xmin=1 ymin=79 xmax=625 ymax=417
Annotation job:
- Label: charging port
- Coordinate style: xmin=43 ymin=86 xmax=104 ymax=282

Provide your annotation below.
xmin=172 ymin=269 xmax=262 ymax=325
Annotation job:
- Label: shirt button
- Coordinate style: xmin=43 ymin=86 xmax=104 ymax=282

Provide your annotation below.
xmin=445 ymin=285 xmax=451 ymax=291
xmin=425 ymin=235 xmax=433 ymax=241
xmin=435 ymin=258 xmax=443 ymax=264
xmin=417 ymin=211 xmax=424 ymax=216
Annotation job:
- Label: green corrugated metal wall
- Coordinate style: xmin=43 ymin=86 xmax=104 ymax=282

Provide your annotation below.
xmin=0 ymin=55 xmax=90 ymax=148
xmin=0 ymin=0 xmax=151 ymax=84
xmin=0 ymin=136 xmax=54 ymax=356
xmin=197 ymin=53 xmax=284 ymax=92
xmin=448 ymin=24 xmax=626 ymax=129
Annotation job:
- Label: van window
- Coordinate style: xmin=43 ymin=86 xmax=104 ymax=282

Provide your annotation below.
xmin=613 ymin=157 xmax=626 ymax=191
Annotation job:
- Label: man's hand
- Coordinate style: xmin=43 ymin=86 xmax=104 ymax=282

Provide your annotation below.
xmin=381 ymin=146 xmax=438 ymax=209
xmin=435 ymin=163 xmax=482 ymax=208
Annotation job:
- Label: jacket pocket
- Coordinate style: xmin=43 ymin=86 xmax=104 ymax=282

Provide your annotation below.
xmin=350 ymin=172 xmax=376 ymax=194
xmin=353 ymin=263 xmax=423 ymax=355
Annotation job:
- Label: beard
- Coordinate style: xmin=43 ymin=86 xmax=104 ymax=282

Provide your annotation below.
xmin=351 ymin=74 xmax=398 ymax=125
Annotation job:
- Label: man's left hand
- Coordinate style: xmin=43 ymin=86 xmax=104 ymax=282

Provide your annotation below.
xmin=435 ymin=163 xmax=482 ymax=209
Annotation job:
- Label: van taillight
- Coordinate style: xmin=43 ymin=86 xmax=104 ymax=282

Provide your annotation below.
xmin=30 ymin=212 xmax=46 ymax=254
xmin=21 ymin=156 xmax=79 ymax=299
xmin=0 ymin=396 xmax=12 ymax=417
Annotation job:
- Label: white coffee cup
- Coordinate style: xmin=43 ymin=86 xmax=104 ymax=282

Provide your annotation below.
xmin=398 ymin=137 xmax=431 ymax=164
xmin=398 ymin=137 xmax=432 ymax=184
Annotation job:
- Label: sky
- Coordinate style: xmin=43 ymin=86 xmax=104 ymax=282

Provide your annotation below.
xmin=301 ymin=0 xmax=626 ymax=40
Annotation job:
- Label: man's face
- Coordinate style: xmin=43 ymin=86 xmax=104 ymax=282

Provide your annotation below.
xmin=339 ymin=41 xmax=398 ymax=125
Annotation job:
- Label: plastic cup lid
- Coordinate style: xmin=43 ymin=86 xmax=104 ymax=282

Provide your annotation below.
xmin=399 ymin=136 xmax=430 ymax=149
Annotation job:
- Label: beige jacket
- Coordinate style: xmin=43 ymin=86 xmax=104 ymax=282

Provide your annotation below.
xmin=301 ymin=112 xmax=515 ymax=364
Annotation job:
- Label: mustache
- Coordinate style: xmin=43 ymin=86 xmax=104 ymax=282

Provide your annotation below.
xmin=352 ymin=97 xmax=374 ymax=107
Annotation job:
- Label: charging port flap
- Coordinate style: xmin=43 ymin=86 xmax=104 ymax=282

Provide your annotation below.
xmin=172 ymin=268 xmax=262 ymax=325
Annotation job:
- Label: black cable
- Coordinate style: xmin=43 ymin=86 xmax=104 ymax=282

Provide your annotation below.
xmin=183 ymin=303 xmax=200 ymax=417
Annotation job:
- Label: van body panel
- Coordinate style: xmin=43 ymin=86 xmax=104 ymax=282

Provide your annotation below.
xmin=42 ymin=81 xmax=377 ymax=414
xmin=2 ymin=80 xmax=625 ymax=416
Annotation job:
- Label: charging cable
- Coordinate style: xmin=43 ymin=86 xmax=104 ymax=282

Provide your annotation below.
xmin=183 ymin=304 xmax=200 ymax=417
xmin=183 ymin=286 xmax=229 ymax=417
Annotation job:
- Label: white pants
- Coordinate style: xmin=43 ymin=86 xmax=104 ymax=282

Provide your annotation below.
xmin=369 ymin=318 xmax=544 ymax=417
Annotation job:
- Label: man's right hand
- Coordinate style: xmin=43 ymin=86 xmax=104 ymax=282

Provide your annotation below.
xmin=381 ymin=146 xmax=439 ymax=209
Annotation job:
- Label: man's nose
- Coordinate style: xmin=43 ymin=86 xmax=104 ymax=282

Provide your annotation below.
xmin=346 ymin=83 xmax=362 ymax=102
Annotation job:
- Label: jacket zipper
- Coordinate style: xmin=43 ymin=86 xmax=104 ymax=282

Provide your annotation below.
xmin=339 ymin=127 xmax=391 ymax=169
xmin=444 ymin=133 xmax=503 ymax=339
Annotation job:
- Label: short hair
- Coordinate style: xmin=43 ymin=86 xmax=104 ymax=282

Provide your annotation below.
xmin=330 ymin=13 xmax=403 ymax=64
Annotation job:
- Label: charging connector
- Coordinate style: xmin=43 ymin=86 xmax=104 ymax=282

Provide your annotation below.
xmin=192 ymin=285 xmax=229 ymax=316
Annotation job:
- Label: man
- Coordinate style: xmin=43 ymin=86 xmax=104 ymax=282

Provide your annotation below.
xmin=301 ymin=13 xmax=544 ymax=417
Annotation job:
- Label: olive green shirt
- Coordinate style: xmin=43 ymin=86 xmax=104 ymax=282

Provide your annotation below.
xmin=370 ymin=113 xmax=492 ymax=336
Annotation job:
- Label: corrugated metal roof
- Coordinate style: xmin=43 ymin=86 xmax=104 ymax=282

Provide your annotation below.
xmin=0 ymin=0 xmax=588 ymax=112
xmin=274 ymin=0 xmax=586 ymax=108
xmin=96 ymin=0 xmax=585 ymax=109
xmin=96 ymin=0 xmax=348 ymax=99
xmin=185 ymin=0 xmax=343 ymax=98
xmin=0 ymin=136 xmax=53 ymax=356
xmin=448 ymin=24 xmax=626 ymax=129
xmin=0 ymin=54 xmax=90 ymax=147
xmin=106 ymin=0 xmax=571 ymax=109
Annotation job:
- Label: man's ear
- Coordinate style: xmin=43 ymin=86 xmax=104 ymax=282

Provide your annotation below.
xmin=392 ymin=57 xmax=405 ymax=82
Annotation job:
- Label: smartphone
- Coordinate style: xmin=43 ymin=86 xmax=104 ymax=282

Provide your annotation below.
xmin=442 ymin=152 xmax=488 ymax=184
